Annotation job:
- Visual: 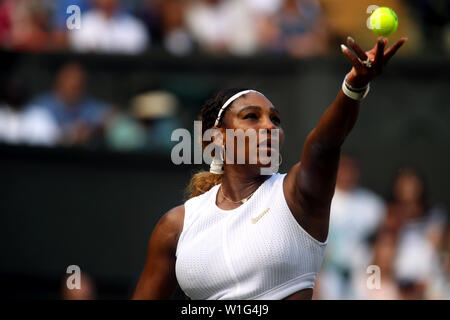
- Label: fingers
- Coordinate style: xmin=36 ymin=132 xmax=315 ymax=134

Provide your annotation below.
xmin=384 ymin=37 xmax=407 ymax=62
xmin=367 ymin=39 xmax=379 ymax=55
xmin=340 ymin=44 xmax=363 ymax=70
xmin=341 ymin=36 xmax=406 ymax=73
xmin=346 ymin=36 xmax=368 ymax=61
xmin=374 ymin=37 xmax=386 ymax=66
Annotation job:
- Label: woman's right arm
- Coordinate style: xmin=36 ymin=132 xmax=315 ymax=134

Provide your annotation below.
xmin=132 ymin=205 xmax=185 ymax=300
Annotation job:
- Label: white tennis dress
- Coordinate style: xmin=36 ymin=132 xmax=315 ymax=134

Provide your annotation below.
xmin=175 ymin=173 xmax=327 ymax=300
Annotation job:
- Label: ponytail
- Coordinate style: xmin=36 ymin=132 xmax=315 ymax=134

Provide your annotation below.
xmin=185 ymin=171 xmax=222 ymax=200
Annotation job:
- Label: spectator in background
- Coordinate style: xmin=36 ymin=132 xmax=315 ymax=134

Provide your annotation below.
xmin=61 ymin=272 xmax=97 ymax=300
xmin=47 ymin=0 xmax=91 ymax=50
xmin=386 ymin=167 xmax=449 ymax=299
xmin=24 ymin=62 xmax=111 ymax=147
xmin=106 ymin=90 xmax=180 ymax=152
xmin=243 ymin=0 xmax=281 ymax=52
xmin=259 ymin=0 xmax=329 ymax=57
xmin=0 ymin=77 xmax=61 ymax=146
xmin=316 ymin=154 xmax=386 ymax=299
xmin=50 ymin=0 xmax=90 ymax=31
xmin=353 ymin=229 xmax=400 ymax=299
xmin=245 ymin=0 xmax=282 ymax=15
xmin=0 ymin=79 xmax=29 ymax=144
xmin=385 ymin=167 xmax=429 ymax=234
xmin=137 ymin=0 xmax=193 ymax=56
xmin=185 ymin=0 xmax=259 ymax=56
xmin=69 ymin=0 xmax=149 ymax=54
xmin=0 ymin=0 xmax=14 ymax=47
xmin=0 ymin=0 xmax=53 ymax=51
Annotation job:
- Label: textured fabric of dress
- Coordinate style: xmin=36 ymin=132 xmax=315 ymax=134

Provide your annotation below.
xmin=175 ymin=173 xmax=327 ymax=300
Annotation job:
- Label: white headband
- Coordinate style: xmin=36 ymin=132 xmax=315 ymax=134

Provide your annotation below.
xmin=213 ymin=90 xmax=262 ymax=127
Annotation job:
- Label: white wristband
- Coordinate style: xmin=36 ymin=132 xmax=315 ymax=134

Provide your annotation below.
xmin=341 ymin=75 xmax=370 ymax=101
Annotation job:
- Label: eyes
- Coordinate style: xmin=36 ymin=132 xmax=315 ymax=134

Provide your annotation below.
xmin=243 ymin=113 xmax=257 ymax=120
xmin=243 ymin=112 xmax=281 ymax=125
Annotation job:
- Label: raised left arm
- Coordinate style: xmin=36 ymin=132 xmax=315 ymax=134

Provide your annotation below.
xmin=284 ymin=36 xmax=407 ymax=241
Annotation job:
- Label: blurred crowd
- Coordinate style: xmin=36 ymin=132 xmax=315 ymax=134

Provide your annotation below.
xmin=314 ymin=155 xmax=450 ymax=300
xmin=1 ymin=0 xmax=449 ymax=150
xmin=0 ymin=0 xmax=449 ymax=56
xmin=0 ymin=61 xmax=180 ymax=151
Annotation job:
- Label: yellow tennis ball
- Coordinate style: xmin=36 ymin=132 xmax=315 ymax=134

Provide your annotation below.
xmin=369 ymin=7 xmax=398 ymax=36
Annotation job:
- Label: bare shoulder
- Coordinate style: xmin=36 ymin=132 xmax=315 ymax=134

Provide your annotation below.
xmin=159 ymin=205 xmax=185 ymax=230
xmin=152 ymin=205 xmax=185 ymax=251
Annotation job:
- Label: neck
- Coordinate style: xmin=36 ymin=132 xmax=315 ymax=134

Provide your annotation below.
xmin=220 ymin=165 xmax=269 ymax=200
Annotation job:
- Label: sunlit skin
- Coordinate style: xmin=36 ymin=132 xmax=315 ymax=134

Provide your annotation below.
xmin=132 ymin=36 xmax=407 ymax=300
xmin=214 ymin=93 xmax=284 ymax=187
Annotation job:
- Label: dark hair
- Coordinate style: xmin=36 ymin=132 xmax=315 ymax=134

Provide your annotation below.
xmin=185 ymin=88 xmax=251 ymax=199
xmin=199 ymin=88 xmax=250 ymax=138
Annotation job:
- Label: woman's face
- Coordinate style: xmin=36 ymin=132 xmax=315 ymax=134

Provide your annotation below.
xmin=394 ymin=173 xmax=423 ymax=203
xmin=219 ymin=92 xmax=285 ymax=168
xmin=373 ymin=232 xmax=396 ymax=271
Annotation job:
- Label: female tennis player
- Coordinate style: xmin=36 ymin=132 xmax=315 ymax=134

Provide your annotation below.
xmin=132 ymin=36 xmax=406 ymax=300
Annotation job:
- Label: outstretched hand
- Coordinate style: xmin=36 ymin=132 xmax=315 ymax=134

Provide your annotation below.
xmin=341 ymin=36 xmax=407 ymax=88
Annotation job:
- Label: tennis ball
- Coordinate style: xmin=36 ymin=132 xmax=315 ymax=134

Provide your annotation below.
xmin=369 ymin=7 xmax=398 ymax=36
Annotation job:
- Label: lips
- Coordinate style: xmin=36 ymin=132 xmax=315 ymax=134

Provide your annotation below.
xmin=257 ymin=140 xmax=279 ymax=150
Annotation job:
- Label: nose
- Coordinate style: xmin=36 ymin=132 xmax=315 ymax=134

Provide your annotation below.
xmin=260 ymin=115 xmax=277 ymax=131
xmin=258 ymin=121 xmax=280 ymax=147
xmin=259 ymin=115 xmax=279 ymax=143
